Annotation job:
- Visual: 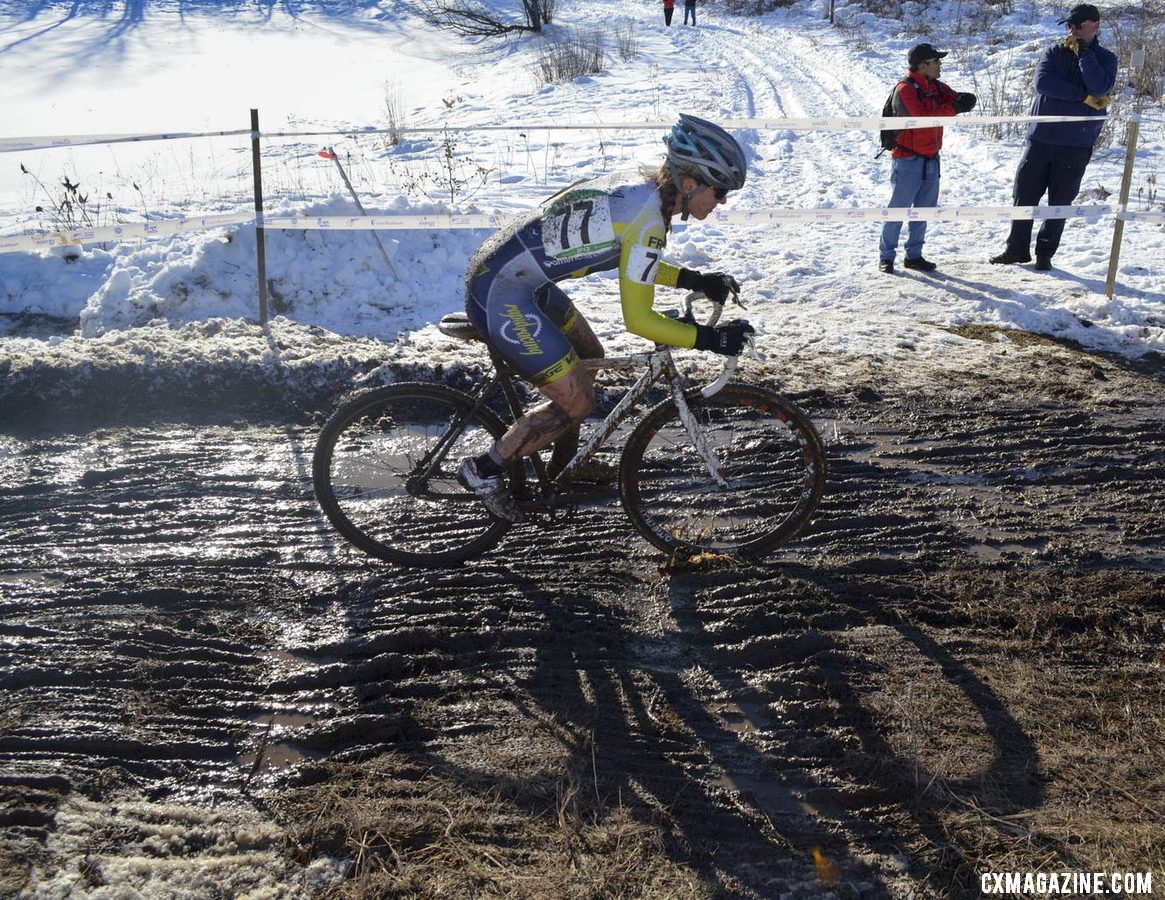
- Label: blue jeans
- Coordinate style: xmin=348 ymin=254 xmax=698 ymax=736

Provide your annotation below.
xmin=684 ymin=1 xmax=696 ymax=24
xmin=879 ymin=155 xmax=941 ymax=262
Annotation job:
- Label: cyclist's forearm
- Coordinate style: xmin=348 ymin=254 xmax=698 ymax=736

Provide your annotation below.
xmin=620 ymin=284 xmax=698 ymax=348
xmin=654 ymin=261 xmax=682 ymax=287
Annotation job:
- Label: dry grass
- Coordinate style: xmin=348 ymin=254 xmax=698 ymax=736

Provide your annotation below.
xmin=850 ymin=567 xmax=1165 ymax=896
xmin=272 ymin=752 xmax=710 ymax=898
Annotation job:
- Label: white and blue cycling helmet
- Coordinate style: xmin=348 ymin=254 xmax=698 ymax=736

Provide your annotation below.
xmin=664 ymin=114 xmax=747 ymax=193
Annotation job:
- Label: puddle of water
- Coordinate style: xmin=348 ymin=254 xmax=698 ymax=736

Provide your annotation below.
xmin=239 ymin=712 xmax=322 ymax=773
xmin=713 ymin=700 xmax=768 ymax=734
xmin=0 ymin=570 xmax=67 ymax=586
xmin=716 ymin=770 xmax=812 ymax=821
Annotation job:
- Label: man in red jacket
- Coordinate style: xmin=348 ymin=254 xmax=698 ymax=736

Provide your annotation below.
xmin=879 ymin=43 xmax=976 ymax=273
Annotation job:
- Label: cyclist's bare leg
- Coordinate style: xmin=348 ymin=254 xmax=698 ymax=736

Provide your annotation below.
xmin=549 ymin=313 xmax=604 ymax=465
xmin=564 ymin=313 xmax=604 ymax=362
xmin=495 ymin=366 xmax=595 ymax=461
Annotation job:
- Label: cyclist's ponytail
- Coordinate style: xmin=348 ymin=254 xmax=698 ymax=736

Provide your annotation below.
xmin=642 ymin=162 xmax=685 ymax=229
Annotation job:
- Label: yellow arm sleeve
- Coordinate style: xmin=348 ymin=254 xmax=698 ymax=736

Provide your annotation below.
xmin=617 ymin=227 xmax=698 ymax=349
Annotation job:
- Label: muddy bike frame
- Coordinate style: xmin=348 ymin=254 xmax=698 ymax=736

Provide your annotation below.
xmin=430 ymin=300 xmax=746 ymax=513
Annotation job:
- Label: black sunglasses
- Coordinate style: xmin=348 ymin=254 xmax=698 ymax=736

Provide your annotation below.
xmin=711 ymin=186 xmax=729 ymax=201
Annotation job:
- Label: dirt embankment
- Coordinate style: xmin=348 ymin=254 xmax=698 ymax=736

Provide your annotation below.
xmin=1 ymin=328 xmax=1163 ymax=898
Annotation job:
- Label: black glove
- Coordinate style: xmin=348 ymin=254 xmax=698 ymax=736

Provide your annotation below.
xmin=693 ymin=320 xmax=755 ymax=357
xmin=676 ymin=269 xmax=741 ymax=304
xmin=954 ymin=92 xmax=977 ymax=113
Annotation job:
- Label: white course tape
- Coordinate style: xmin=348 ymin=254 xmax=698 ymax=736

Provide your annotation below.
xmin=1123 ymin=208 xmax=1165 ymax=223
xmin=0 ymin=212 xmax=255 ymax=253
xmin=709 ymin=203 xmax=1116 ymax=225
xmin=0 ymin=129 xmax=253 ymax=154
xmin=2 ymin=113 xmax=1107 ymax=151
xmin=2 ymin=204 xmax=1149 ymax=253
xmin=258 ymin=113 xmax=1103 ymax=138
xmin=260 ymin=213 xmax=519 ymax=230
xmin=261 ymin=205 xmax=1115 ymax=230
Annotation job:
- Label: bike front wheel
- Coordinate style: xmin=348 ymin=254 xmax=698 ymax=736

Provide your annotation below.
xmin=619 ymin=383 xmax=826 ymax=558
xmin=312 ymin=383 xmax=518 ymax=567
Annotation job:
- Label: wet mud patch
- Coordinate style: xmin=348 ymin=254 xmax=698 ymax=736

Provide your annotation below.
xmin=1 ymin=332 xmax=1164 ymax=897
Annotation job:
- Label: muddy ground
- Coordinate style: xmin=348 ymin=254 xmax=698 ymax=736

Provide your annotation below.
xmin=1 ymin=326 xmax=1163 ymax=898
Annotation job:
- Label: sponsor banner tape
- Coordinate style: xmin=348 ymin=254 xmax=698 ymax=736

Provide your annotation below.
xmin=262 ymin=205 xmax=1116 ymax=230
xmin=0 ymin=212 xmax=255 ymax=253
xmin=0 ymin=129 xmax=253 ymax=153
xmin=7 ymin=204 xmax=1157 ymax=253
xmin=260 ymin=113 xmax=1102 ymax=138
xmin=1 ymin=114 xmax=1110 ymax=152
xmin=260 ymin=213 xmax=518 ymax=230
xmin=1122 ymin=208 xmax=1165 ymax=223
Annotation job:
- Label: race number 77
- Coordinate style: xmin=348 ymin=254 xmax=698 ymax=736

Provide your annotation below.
xmin=560 ymin=200 xmax=593 ymax=250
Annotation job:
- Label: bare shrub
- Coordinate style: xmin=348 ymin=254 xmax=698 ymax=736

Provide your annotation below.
xmin=533 ymin=29 xmax=605 ymax=86
xmin=831 ymin=15 xmax=874 ymax=52
xmin=382 ymin=80 xmax=405 ymax=147
xmin=967 ymin=50 xmax=1034 ymax=141
xmin=613 ymin=21 xmax=637 ymax=61
xmin=419 ymin=0 xmax=544 ymax=35
xmin=1106 ymin=16 xmax=1165 ymax=101
xmin=722 ymin=0 xmax=795 ymax=14
xmin=848 ymin=0 xmax=904 ymax=19
xmin=533 ymin=0 xmax=556 ymax=26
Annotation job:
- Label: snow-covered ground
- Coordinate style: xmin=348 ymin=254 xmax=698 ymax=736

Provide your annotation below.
xmin=0 ymin=0 xmax=1162 ymax=372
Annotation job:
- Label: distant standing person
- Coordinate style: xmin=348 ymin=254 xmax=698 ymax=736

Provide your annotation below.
xmin=663 ymin=0 xmax=675 ymax=26
xmin=990 ymin=3 xmax=1117 ymax=271
xmin=684 ymin=0 xmax=697 ymax=26
xmin=878 ymin=43 xmax=977 ymax=274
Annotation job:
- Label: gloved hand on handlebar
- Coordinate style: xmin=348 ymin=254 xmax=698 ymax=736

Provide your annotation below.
xmin=676 ymin=269 xmax=741 ymax=305
xmin=694 ymin=319 xmax=755 ymax=357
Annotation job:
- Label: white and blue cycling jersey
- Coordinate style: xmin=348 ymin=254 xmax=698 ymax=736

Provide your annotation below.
xmin=465 ymin=171 xmax=698 ymax=386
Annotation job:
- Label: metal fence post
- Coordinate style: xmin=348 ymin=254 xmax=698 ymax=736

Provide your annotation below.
xmin=251 ymin=108 xmax=269 ymax=325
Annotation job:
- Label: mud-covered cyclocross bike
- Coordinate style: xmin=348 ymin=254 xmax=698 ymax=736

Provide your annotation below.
xmin=312 ymin=296 xmax=827 ymax=567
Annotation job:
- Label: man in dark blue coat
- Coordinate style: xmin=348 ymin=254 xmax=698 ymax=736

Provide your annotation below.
xmin=990 ymin=3 xmax=1117 ymax=270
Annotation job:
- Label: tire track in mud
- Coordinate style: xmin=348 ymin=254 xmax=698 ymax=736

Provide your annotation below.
xmin=2 ymin=343 xmax=1164 ymax=895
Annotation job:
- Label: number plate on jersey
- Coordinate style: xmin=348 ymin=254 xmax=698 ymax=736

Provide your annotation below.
xmin=542 ymin=190 xmax=617 ymax=262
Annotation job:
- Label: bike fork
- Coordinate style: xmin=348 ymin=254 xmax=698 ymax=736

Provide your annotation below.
xmin=666 ymin=366 xmax=729 ymax=489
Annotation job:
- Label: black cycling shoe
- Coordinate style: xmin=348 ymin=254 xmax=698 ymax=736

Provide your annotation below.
xmin=903 ymin=256 xmax=937 ymax=272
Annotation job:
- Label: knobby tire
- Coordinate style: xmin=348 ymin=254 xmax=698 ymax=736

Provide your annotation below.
xmin=619 ymin=383 xmax=826 ymax=558
xmin=312 ymin=383 xmax=519 ymax=567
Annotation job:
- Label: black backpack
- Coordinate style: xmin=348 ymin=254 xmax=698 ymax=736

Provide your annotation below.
xmin=878 ymin=78 xmax=926 ymax=157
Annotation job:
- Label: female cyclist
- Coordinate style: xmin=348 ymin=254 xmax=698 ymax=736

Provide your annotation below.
xmin=458 ymin=114 xmax=752 ymax=522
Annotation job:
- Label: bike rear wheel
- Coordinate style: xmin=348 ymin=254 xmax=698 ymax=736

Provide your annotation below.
xmin=312 ymin=383 xmax=518 ymax=567
xmin=619 ymin=383 xmax=826 ymax=558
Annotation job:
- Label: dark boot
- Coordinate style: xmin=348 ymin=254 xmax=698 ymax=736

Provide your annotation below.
xmin=1035 ymin=254 xmax=1052 ymax=271
xmin=990 ymin=249 xmax=1032 ymax=265
xmin=903 ymin=256 xmax=937 ymax=272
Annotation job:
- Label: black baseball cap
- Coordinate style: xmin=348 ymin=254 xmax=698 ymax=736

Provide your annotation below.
xmin=908 ymin=43 xmax=949 ymax=67
xmin=1059 ymin=3 xmax=1100 ymax=25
